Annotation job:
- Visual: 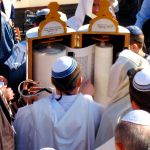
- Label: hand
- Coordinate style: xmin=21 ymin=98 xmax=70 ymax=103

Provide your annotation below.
xmin=23 ymin=79 xmax=39 ymax=91
xmin=81 ymin=80 xmax=95 ymax=96
xmin=1 ymin=86 xmax=14 ymax=101
xmin=0 ymin=76 xmax=8 ymax=85
xmin=21 ymin=80 xmax=42 ymax=104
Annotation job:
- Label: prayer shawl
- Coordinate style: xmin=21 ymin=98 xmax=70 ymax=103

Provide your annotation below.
xmin=95 ymin=49 xmax=149 ymax=147
xmin=95 ymin=95 xmax=131 ymax=147
xmin=107 ymin=49 xmax=150 ymax=104
xmin=95 ymin=137 xmax=115 ymax=150
xmin=14 ymin=93 xmax=103 ymax=150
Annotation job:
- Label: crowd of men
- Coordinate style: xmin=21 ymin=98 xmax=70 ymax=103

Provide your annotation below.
xmin=0 ymin=0 xmax=150 ymax=150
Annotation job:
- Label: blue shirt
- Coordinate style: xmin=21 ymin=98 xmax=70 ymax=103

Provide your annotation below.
xmin=0 ymin=15 xmax=14 ymax=63
xmin=135 ymin=0 xmax=150 ymax=29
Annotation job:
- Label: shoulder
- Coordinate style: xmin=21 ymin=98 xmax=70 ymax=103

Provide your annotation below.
xmin=81 ymin=94 xmax=104 ymax=115
xmin=16 ymin=104 xmax=30 ymax=114
xmin=29 ymin=95 xmax=52 ymax=113
xmin=14 ymin=105 xmax=33 ymax=130
xmin=15 ymin=95 xmax=51 ymax=117
xmin=15 ymin=105 xmax=31 ymax=120
xmin=82 ymin=94 xmax=103 ymax=106
xmin=119 ymin=49 xmax=149 ymax=67
xmin=29 ymin=95 xmax=55 ymax=117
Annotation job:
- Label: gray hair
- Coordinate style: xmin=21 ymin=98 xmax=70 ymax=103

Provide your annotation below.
xmin=115 ymin=121 xmax=150 ymax=150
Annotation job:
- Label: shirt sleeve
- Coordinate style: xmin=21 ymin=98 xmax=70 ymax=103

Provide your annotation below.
xmin=135 ymin=0 xmax=150 ymax=29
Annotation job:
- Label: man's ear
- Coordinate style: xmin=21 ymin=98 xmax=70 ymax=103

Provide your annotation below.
xmin=131 ymin=43 xmax=140 ymax=53
xmin=76 ymin=75 xmax=83 ymax=87
xmin=115 ymin=142 xmax=125 ymax=150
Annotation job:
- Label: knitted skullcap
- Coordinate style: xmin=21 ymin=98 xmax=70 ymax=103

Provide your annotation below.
xmin=52 ymin=56 xmax=77 ymax=78
xmin=122 ymin=110 xmax=150 ymax=126
xmin=133 ymin=67 xmax=150 ymax=91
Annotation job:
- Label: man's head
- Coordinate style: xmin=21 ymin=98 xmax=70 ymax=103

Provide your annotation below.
xmin=115 ymin=110 xmax=150 ymax=150
xmin=92 ymin=0 xmax=100 ymax=15
xmin=51 ymin=56 xmax=82 ymax=95
xmin=34 ymin=9 xmax=67 ymax=26
xmin=92 ymin=0 xmax=119 ymax=15
xmin=128 ymin=67 xmax=150 ymax=113
xmin=126 ymin=25 xmax=145 ymax=53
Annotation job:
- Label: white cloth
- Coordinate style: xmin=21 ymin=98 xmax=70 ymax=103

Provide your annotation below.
xmin=95 ymin=137 xmax=115 ymax=150
xmin=2 ymin=0 xmax=13 ymax=20
xmin=95 ymin=49 xmax=150 ymax=147
xmin=67 ymin=0 xmax=94 ymax=30
xmin=146 ymin=55 xmax=150 ymax=64
xmin=108 ymin=49 xmax=150 ymax=103
xmin=14 ymin=93 xmax=104 ymax=150
xmin=5 ymin=41 xmax=26 ymax=70
xmin=95 ymin=95 xmax=131 ymax=147
xmin=67 ymin=0 xmax=118 ymax=30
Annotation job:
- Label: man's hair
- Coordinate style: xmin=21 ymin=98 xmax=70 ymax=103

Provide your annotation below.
xmin=130 ymin=34 xmax=144 ymax=49
xmin=127 ymin=25 xmax=144 ymax=49
xmin=128 ymin=69 xmax=150 ymax=113
xmin=115 ymin=121 xmax=150 ymax=150
xmin=51 ymin=64 xmax=81 ymax=95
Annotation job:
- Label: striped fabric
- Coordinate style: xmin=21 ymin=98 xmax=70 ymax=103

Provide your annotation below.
xmin=0 ymin=91 xmax=13 ymax=119
xmin=0 ymin=100 xmax=15 ymax=150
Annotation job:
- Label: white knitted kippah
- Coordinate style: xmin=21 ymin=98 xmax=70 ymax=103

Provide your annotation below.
xmin=122 ymin=110 xmax=150 ymax=126
xmin=133 ymin=67 xmax=150 ymax=91
xmin=52 ymin=56 xmax=77 ymax=78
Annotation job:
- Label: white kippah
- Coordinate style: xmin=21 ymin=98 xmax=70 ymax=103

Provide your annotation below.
xmin=133 ymin=67 xmax=150 ymax=91
xmin=36 ymin=9 xmax=67 ymax=22
xmin=36 ymin=9 xmax=50 ymax=16
xmin=40 ymin=148 xmax=56 ymax=150
xmin=52 ymin=56 xmax=77 ymax=78
xmin=122 ymin=110 xmax=150 ymax=126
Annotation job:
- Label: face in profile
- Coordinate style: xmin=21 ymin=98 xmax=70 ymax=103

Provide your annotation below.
xmin=92 ymin=0 xmax=100 ymax=15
